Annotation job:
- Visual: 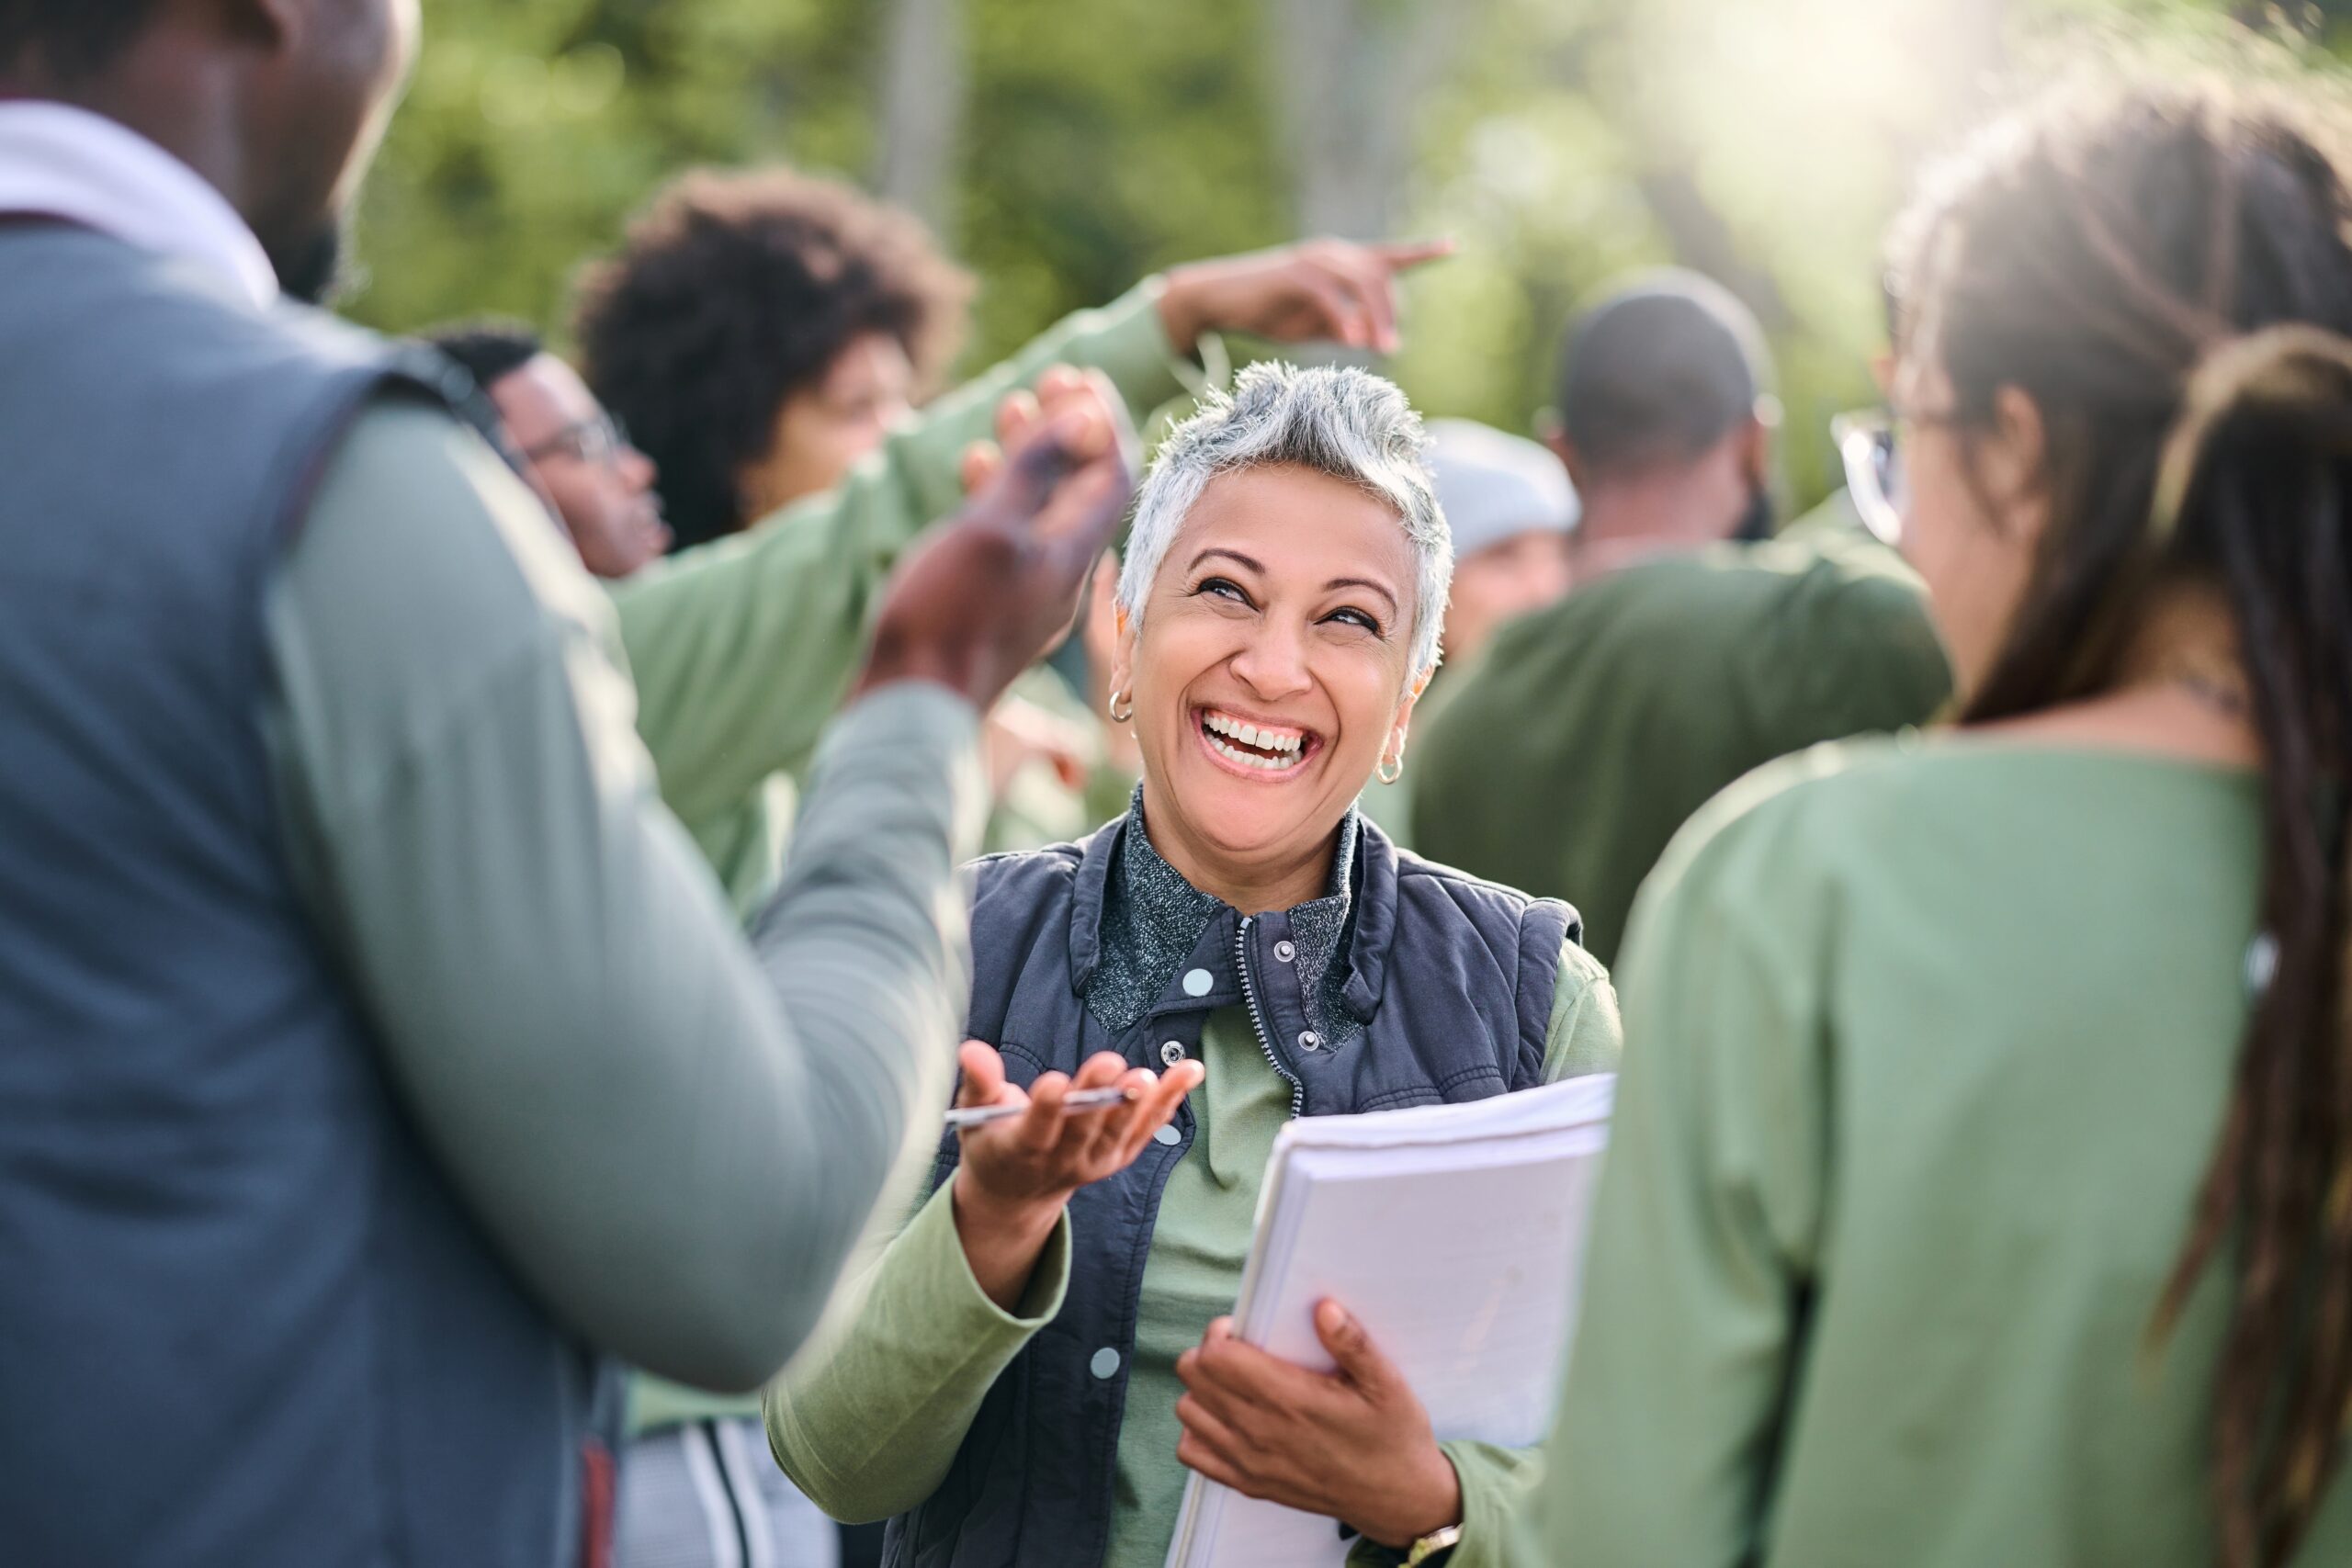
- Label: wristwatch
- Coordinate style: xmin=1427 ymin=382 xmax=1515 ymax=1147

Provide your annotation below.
xmin=1403 ymin=1523 xmax=1462 ymax=1566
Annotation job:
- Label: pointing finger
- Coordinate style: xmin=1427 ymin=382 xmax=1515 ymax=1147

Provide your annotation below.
xmin=1371 ymin=236 xmax=1456 ymax=271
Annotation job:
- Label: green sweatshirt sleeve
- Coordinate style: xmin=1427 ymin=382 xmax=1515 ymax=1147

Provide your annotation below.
xmin=1542 ymin=938 xmax=1624 ymax=1081
xmin=1511 ymin=794 xmax=1826 ymax=1568
xmin=764 ymin=1179 xmax=1075 ymax=1524
xmin=614 ymin=280 xmax=1215 ymax=837
xmin=266 ymin=399 xmax=988 ymax=1393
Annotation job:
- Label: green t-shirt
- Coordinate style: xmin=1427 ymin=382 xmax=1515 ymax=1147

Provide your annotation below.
xmin=1409 ymin=534 xmax=1951 ymax=966
xmin=1521 ymin=737 xmax=2352 ymax=1565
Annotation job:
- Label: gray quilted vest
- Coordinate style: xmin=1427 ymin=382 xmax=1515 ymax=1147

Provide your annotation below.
xmin=0 ymin=221 xmax=610 ymax=1567
xmin=882 ymin=811 xmax=1576 ymax=1567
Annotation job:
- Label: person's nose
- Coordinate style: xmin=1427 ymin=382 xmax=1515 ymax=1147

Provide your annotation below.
xmin=1228 ymin=619 xmax=1313 ymax=704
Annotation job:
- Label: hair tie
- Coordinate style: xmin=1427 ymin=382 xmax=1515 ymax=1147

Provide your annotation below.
xmin=2151 ymin=323 xmax=2352 ymax=542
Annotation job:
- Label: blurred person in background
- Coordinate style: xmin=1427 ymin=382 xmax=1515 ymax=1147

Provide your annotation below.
xmin=1411 ymin=273 xmax=1950 ymax=964
xmin=1548 ymin=269 xmax=1779 ymax=572
xmin=0 ymin=3 xmax=1138 ymax=1565
xmin=1523 ymin=79 xmax=2352 ymax=1567
xmin=574 ymin=167 xmax=969 ymax=557
xmin=765 ymin=365 xmax=1621 ymax=1568
xmin=426 ymin=319 xmax=672 ymax=579
xmin=1354 ymin=416 xmax=1577 ymax=848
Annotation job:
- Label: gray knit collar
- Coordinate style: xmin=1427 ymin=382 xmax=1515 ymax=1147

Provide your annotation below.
xmin=1083 ymin=788 xmax=1362 ymax=1045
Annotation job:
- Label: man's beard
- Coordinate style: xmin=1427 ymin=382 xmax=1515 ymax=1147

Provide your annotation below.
xmin=1732 ymin=483 xmax=1776 ymax=543
xmin=267 ymin=212 xmax=354 ymax=306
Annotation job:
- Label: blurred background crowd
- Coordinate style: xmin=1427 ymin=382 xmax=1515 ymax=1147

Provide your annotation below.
xmin=347 ymin=0 xmax=2310 ymax=513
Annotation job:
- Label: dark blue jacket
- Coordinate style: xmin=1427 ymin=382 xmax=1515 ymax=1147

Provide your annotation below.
xmin=0 ymin=223 xmax=610 ymax=1567
xmin=882 ymin=815 xmax=1575 ymax=1567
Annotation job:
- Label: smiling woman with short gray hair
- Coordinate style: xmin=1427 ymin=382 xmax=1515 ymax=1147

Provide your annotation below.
xmin=766 ymin=362 xmax=1622 ymax=1568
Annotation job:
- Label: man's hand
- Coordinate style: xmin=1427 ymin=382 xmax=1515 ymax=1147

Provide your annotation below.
xmin=1157 ymin=238 xmax=1455 ymax=357
xmin=1175 ymin=1302 xmax=1463 ymax=1549
xmin=950 ymin=1041 xmax=1204 ymax=1311
xmin=852 ymin=367 xmax=1135 ymax=711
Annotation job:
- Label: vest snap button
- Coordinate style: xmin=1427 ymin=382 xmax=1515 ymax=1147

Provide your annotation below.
xmin=1273 ymin=940 xmax=1296 ymax=963
xmin=1090 ymin=1347 xmax=1122 ymax=1379
xmin=1153 ymin=1122 xmax=1182 ymax=1146
xmin=1160 ymin=1040 xmax=1185 ymax=1067
xmin=1182 ymin=968 xmax=1213 ymax=997
xmin=1297 ymin=1030 xmax=1321 ymax=1052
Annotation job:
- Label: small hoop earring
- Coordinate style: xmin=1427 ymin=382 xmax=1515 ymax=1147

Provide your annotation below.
xmin=1376 ymin=754 xmax=1404 ymax=786
xmin=1107 ymin=688 xmax=1134 ymax=724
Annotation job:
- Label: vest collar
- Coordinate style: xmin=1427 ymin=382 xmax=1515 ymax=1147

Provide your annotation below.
xmin=1068 ymin=791 xmax=1396 ymax=1038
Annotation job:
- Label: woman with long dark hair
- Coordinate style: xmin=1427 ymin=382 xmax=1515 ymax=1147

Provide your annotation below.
xmin=1521 ymin=79 xmax=2352 ymax=1567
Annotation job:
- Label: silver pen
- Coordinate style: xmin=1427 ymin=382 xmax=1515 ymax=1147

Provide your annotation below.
xmin=944 ymin=1086 xmax=1133 ymax=1130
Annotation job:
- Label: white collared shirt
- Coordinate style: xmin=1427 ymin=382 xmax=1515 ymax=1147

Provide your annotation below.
xmin=0 ymin=99 xmax=277 ymax=309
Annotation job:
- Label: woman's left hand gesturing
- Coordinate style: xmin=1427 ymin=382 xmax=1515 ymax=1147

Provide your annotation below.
xmin=1174 ymin=1300 xmax=1461 ymax=1550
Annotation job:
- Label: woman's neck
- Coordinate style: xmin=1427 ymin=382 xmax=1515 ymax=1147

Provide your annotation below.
xmin=1136 ymin=785 xmax=1341 ymax=916
xmin=1976 ymin=584 xmax=2262 ymax=768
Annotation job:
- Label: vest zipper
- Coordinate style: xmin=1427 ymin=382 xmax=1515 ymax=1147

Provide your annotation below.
xmin=1234 ymin=915 xmax=1304 ymax=1119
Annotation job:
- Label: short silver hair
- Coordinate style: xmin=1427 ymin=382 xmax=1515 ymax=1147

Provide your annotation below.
xmin=1115 ymin=362 xmax=1453 ymax=678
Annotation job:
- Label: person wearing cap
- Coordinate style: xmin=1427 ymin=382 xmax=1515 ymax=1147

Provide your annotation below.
xmin=1354 ymin=418 xmax=1577 ymax=849
xmin=1409 ymin=271 xmax=1952 ymax=965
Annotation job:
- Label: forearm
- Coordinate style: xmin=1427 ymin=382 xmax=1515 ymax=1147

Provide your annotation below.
xmin=949 ymin=1168 xmax=1067 ymax=1314
xmin=616 ymin=279 xmax=1206 ymax=829
xmin=767 ymin=1180 xmax=1072 ymax=1522
xmin=274 ymin=403 xmax=991 ymax=1393
xmin=717 ymin=682 xmax=992 ymax=1368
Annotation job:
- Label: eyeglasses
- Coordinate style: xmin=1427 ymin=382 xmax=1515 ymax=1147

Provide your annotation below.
xmin=521 ymin=412 xmax=634 ymax=468
xmin=1830 ymin=410 xmax=1905 ymax=547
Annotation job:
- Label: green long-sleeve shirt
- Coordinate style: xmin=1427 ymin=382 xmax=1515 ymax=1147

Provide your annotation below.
xmin=766 ymin=947 xmax=1623 ymax=1568
xmin=263 ymin=397 xmax=986 ymax=1392
xmin=1518 ymin=737 xmax=2352 ymax=1566
xmin=1410 ymin=534 xmax=1952 ymax=967
xmin=612 ymin=280 xmax=1215 ymax=913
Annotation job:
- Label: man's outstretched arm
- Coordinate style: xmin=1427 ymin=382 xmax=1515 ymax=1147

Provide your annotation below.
xmin=265 ymin=382 xmax=1128 ymax=1389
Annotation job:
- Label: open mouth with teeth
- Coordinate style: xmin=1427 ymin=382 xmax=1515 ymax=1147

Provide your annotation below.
xmin=1196 ymin=707 xmax=1319 ymax=776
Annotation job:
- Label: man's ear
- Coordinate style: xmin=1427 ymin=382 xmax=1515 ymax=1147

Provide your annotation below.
xmin=1738 ymin=413 xmax=1774 ymax=491
xmin=224 ymin=0 xmax=297 ymax=49
xmin=1541 ymin=421 xmax=1586 ymax=494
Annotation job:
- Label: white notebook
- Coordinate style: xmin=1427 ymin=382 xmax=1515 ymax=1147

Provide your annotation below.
xmin=1162 ymin=1073 xmax=1616 ymax=1568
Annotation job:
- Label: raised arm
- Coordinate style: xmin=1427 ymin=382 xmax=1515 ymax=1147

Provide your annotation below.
xmin=616 ymin=240 xmax=1453 ymax=833
xmin=267 ymin=382 xmax=1129 ymax=1391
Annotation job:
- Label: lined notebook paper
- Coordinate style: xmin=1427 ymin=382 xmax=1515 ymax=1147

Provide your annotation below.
xmin=1163 ymin=1074 xmax=1616 ymax=1568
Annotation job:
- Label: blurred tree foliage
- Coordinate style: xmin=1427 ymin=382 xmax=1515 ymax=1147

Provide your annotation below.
xmin=349 ymin=0 xmax=2346 ymax=513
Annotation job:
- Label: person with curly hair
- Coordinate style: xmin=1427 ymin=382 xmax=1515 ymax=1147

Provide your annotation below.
xmin=576 ymin=168 xmax=973 ymax=550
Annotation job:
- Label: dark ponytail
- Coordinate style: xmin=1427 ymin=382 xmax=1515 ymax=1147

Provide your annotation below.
xmin=1895 ymin=86 xmax=2352 ymax=1566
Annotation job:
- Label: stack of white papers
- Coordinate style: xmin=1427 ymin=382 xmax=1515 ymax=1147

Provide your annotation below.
xmin=1163 ymin=1073 xmax=1616 ymax=1568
